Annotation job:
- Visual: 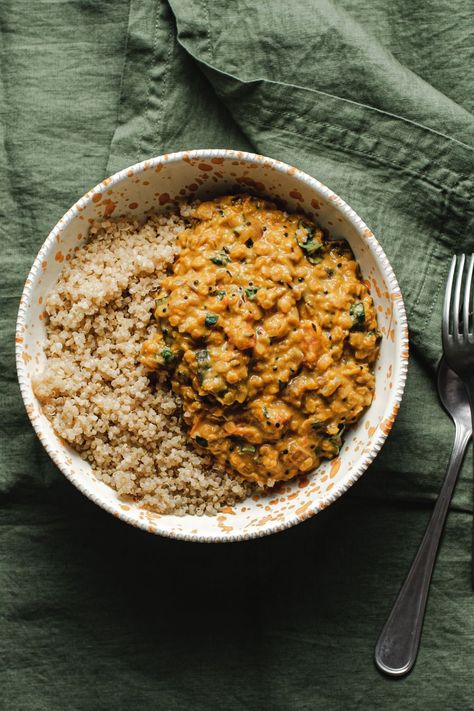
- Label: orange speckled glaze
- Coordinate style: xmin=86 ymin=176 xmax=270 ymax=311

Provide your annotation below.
xmin=16 ymin=149 xmax=408 ymax=542
xmin=380 ymin=403 xmax=401 ymax=435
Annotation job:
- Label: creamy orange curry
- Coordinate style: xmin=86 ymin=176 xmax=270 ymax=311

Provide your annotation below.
xmin=141 ymin=195 xmax=380 ymax=486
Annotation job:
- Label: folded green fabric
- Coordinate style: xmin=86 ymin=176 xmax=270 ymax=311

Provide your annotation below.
xmin=1 ymin=1 xmax=473 ymax=708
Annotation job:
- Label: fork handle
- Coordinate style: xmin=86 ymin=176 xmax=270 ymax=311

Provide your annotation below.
xmin=374 ymin=424 xmax=471 ymax=677
xmin=467 ymin=382 xmax=474 ymax=591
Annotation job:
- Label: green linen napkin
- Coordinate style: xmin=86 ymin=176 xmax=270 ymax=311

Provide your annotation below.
xmin=1 ymin=1 xmax=473 ymax=708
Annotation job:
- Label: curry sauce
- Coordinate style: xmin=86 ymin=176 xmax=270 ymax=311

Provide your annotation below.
xmin=141 ymin=195 xmax=380 ymax=486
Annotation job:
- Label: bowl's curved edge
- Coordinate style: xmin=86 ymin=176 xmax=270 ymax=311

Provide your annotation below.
xmin=15 ymin=148 xmax=409 ymax=543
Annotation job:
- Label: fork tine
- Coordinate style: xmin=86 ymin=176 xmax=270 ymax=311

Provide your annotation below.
xmin=443 ymin=256 xmax=457 ymax=344
xmin=463 ymin=254 xmax=474 ymax=339
xmin=453 ymin=254 xmax=465 ymax=337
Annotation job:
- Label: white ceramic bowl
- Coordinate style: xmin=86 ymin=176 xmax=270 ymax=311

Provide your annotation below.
xmin=16 ymin=149 xmax=408 ymax=542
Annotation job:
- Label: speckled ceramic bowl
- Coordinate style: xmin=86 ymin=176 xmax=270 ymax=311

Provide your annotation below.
xmin=16 ymin=149 xmax=408 ymax=542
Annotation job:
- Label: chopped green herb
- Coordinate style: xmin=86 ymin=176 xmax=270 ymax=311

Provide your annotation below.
xmin=299 ymin=240 xmax=321 ymax=254
xmin=195 ymin=435 xmax=208 ymax=448
xmin=296 ymin=221 xmax=322 ymax=263
xmin=368 ymin=329 xmax=382 ymax=339
xmin=196 ymin=348 xmax=211 ymax=383
xmin=263 ymin=406 xmax=270 ymax=419
xmin=216 ymin=290 xmax=226 ymax=300
xmin=328 ymin=424 xmax=346 ymax=453
xmin=205 ymin=313 xmax=219 ymax=327
xmin=210 ymin=252 xmax=230 ymax=266
xmin=240 ymin=443 xmax=256 ymax=454
xmin=245 ymin=286 xmax=259 ymax=300
xmin=350 ymin=302 xmax=365 ymax=326
xmin=299 ymin=220 xmax=316 ymax=239
xmin=196 ymin=349 xmax=210 ymax=364
xmin=160 ymin=347 xmax=174 ymax=363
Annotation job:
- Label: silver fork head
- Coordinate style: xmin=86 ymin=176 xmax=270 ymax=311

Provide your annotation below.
xmin=442 ymin=254 xmax=474 ymax=374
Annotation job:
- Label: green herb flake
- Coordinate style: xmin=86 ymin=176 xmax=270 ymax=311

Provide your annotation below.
xmin=205 ymin=313 xmax=219 ymax=327
xmin=328 ymin=424 xmax=346 ymax=453
xmin=196 ymin=349 xmax=211 ymax=384
xmin=300 ymin=240 xmax=321 ymax=254
xmin=298 ymin=220 xmax=316 ymax=238
xmin=240 ymin=443 xmax=256 ymax=454
xmin=350 ymin=302 xmax=365 ymax=326
xmin=210 ymin=252 xmax=230 ymax=266
xmin=216 ymin=290 xmax=227 ymax=300
xmin=245 ymin=286 xmax=259 ymax=300
xmin=296 ymin=221 xmax=322 ymax=262
xmin=160 ymin=347 xmax=174 ymax=363
xmin=263 ymin=406 xmax=270 ymax=419
xmin=196 ymin=349 xmax=210 ymax=365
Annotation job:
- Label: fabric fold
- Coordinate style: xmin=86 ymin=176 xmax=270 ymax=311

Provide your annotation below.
xmin=107 ymin=0 xmax=253 ymax=175
xmin=171 ymin=0 xmax=474 ymax=147
xmin=1 ymin=1 xmax=474 ymax=707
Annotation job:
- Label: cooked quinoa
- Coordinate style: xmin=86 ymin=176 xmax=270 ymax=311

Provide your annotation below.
xmin=33 ymin=213 xmax=255 ymax=515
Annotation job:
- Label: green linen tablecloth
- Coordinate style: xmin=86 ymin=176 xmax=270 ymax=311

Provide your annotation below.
xmin=1 ymin=1 xmax=473 ymax=709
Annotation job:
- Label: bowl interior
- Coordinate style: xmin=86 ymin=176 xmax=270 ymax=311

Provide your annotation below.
xmin=16 ymin=150 xmax=408 ymax=541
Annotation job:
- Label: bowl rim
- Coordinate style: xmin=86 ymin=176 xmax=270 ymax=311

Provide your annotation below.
xmin=16 ymin=148 xmax=409 ymax=542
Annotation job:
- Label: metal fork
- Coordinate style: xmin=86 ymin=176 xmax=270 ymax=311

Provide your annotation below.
xmin=374 ymin=253 xmax=474 ymax=677
xmin=442 ymin=254 xmax=474 ymax=587
xmin=442 ymin=254 xmax=474 ymax=408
